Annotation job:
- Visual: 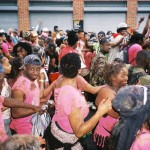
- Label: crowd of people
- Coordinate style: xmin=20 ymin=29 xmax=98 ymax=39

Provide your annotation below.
xmin=0 ymin=13 xmax=150 ymax=150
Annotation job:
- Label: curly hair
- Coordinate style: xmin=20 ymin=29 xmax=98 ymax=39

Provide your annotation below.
xmin=6 ymin=57 xmax=23 ymax=78
xmin=60 ymin=53 xmax=81 ymax=78
xmin=13 ymin=42 xmax=32 ymax=57
xmin=136 ymin=50 xmax=150 ymax=70
xmin=67 ymin=30 xmax=78 ymax=46
xmin=129 ymin=31 xmax=144 ymax=45
xmin=0 ymin=134 xmax=40 ymax=150
xmin=103 ymin=63 xmax=126 ymax=86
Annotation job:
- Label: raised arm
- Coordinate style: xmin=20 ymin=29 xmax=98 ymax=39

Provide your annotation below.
xmin=142 ymin=14 xmax=150 ymax=36
xmin=109 ymin=36 xmax=124 ymax=47
xmin=77 ymin=75 xmax=102 ymax=94
xmin=42 ymin=80 xmax=56 ymax=98
xmin=134 ymin=17 xmax=145 ymax=31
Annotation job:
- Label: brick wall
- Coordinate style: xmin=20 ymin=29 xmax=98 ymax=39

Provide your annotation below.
xmin=73 ymin=0 xmax=84 ymax=21
xmin=17 ymin=0 xmax=30 ymax=31
xmin=126 ymin=0 xmax=138 ymax=28
xmin=17 ymin=0 xmax=148 ymax=31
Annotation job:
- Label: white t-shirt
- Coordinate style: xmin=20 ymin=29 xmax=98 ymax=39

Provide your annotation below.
xmin=40 ymin=68 xmax=49 ymax=82
xmin=108 ymin=34 xmax=124 ymax=63
xmin=2 ymin=78 xmax=11 ymax=120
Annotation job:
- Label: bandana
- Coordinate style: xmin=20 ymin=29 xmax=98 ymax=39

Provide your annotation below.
xmin=110 ymin=85 xmax=150 ymax=150
xmin=24 ymin=54 xmax=41 ymax=66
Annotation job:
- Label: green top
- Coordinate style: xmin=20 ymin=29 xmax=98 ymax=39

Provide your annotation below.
xmin=93 ymin=42 xmax=100 ymax=54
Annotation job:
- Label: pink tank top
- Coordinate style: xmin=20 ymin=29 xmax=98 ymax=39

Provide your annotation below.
xmin=94 ymin=115 xmax=117 ymax=147
xmin=10 ymin=75 xmax=40 ymax=134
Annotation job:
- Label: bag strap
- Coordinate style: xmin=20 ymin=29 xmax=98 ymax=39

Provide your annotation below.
xmin=129 ymin=57 xmax=136 ymax=64
xmin=54 ymin=121 xmax=80 ymax=148
xmin=55 ymin=121 xmax=74 ymax=134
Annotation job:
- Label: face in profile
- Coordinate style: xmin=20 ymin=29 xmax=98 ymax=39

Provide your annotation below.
xmin=2 ymin=57 xmax=12 ymax=74
xmin=78 ymin=32 xmax=84 ymax=40
xmin=112 ymin=67 xmax=128 ymax=88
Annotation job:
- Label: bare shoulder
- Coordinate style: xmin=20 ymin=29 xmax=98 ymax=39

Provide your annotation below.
xmin=95 ymin=86 xmax=116 ymax=106
xmin=11 ymin=89 xmax=25 ymax=101
xmin=97 ymin=86 xmax=115 ymax=98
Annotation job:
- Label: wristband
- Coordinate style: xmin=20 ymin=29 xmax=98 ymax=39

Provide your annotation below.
xmin=39 ymin=79 xmax=44 ymax=82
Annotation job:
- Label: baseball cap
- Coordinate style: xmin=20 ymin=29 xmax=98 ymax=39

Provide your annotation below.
xmin=0 ymin=29 xmax=5 ymax=33
xmin=24 ymin=54 xmax=41 ymax=66
xmin=89 ymin=37 xmax=98 ymax=42
xmin=0 ymin=29 xmax=6 ymax=37
xmin=42 ymin=27 xmax=49 ymax=32
xmin=117 ymin=23 xmax=129 ymax=32
xmin=100 ymin=37 xmax=111 ymax=45
xmin=13 ymin=29 xmax=18 ymax=34
xmin=98 ymin=31 xmax=105 ymax=36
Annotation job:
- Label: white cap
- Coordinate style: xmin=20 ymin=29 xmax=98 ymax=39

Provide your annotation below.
xmin=117 ymin=23 xmax=128 ymax=29
xmin=42 ymin=27 xmax=49 ymax=32
xmin=0 ymin=29 xmax=5 ymax=33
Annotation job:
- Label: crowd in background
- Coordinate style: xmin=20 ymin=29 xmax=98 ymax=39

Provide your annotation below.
xmin=0 ymin=13 xmax=150 ymax=150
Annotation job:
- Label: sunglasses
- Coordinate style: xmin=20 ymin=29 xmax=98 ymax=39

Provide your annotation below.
xmin=98 ymin=34 xmax=104 ymax=37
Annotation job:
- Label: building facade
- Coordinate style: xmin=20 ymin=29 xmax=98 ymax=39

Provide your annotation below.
xmin=0 ymin=0 xmax=150 ymax=33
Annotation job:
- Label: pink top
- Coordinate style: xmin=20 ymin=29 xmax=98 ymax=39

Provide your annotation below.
xmin=52 ymin=85 xmax=89 ymax=133
xmin=10 ymin=76 xmax=40 ymax=134
xmin=0 ymin=96 xmax=8 ymax=142
xmin=55 ymin=75 xmax=89 ymax=91
xmin=128 ymin=44 xmax=142 ymax=66
xmin=130 ymin=128 xmax=150 ymax=150
xmin=2 ymin=42 xmax=9 ymax=54
xmin=76 ymin=75 xmax=88 ymax=90
xmin=59 ymin=45 xmax=77 ymax=61
xmin=94 ymin=115 xmax=117 ymax=147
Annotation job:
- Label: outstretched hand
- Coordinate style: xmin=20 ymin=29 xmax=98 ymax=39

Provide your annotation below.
xmin=139 ymin=17 xmax=145 ymax=23
xmin=97 ymin=97 xmax=112 ymax=115
xmin=33 ymin=105 xmax=47 ymax=115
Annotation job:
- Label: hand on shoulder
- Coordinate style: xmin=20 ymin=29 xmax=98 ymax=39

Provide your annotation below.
xmin=97 ymin=97 xmax=112 ymax=115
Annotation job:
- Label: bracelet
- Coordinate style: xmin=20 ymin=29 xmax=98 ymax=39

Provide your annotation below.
xmin=39 ymin=79 xmax=44 ymax=82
